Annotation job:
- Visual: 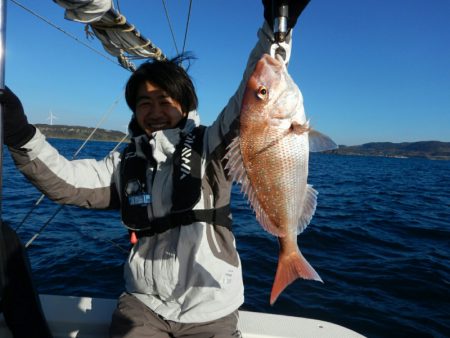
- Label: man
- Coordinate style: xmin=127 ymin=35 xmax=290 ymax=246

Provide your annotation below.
xmin=1 ymin=2 xmax=309 ymax=336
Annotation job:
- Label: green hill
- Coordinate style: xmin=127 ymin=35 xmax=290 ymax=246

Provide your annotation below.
xmin=327 ymin=141 xmax=450 ymax=160
xmin=35 ymin=124 xmax=127 ymax=142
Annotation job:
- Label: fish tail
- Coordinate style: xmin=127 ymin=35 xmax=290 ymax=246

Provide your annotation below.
xmin=270 ymin=250 xmax=323 ymax=305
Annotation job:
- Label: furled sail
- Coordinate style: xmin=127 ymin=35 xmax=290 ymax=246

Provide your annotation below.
xmin=54 ymin=0 xmax=166 ymax=71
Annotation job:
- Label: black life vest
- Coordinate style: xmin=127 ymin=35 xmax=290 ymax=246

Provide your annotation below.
xmin=120 ymin=126 xmax=232 ymax=238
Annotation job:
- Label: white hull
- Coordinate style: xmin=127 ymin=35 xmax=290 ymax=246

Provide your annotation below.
xmin=0 ymin=294 xmax=364 ymax=337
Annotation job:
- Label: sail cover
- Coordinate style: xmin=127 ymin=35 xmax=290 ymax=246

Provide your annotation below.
xmin=54 ymin=0 xmax=166 ymax=71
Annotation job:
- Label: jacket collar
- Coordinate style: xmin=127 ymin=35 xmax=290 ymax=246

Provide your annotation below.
xmin=129 ymin=110 xmax=200 ymax=162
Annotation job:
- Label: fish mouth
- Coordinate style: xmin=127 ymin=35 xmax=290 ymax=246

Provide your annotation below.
xmin=259 ymin=53 xmax=284 ymax=67
xmin=255 ymin=54 xmax=285 ymax=76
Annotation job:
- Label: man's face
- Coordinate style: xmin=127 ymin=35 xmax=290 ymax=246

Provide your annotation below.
xmin=135 ymin=81 xmax=186 ymax=136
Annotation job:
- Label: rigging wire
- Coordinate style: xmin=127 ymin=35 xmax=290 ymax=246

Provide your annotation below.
xmin=15 ymin=90 xmax=125 ymax=231
xmin=181 ymin=0 xmax=193 ymax=55
xmin=24 ymin=204 xmax=63 ymax=248
xmin=22 ymin=131 xmax=129 ymax=251
xmin=25 ymin=204 xmax=129 ymax=255
xmin=18 ymin=92 xmax=129 ymax=252
xmin=161 ymin=0 xmax=193 ymax=58
xmin=8 ymin=1 xmax=131 ymax=252
xmin=161 ymin=0 xmax=180 ymax=56
xmin=114 ymin=0 xmax=121 ymax=14
xmin=10 ymin=0 xmax=123 ymax=70
xmin=72 ymin=91 xmax=125 ymax=159
xmin=23 ymin=129 xmax=130 ymax=250
xmin=9 ymin=0 xmax=193 ymax=252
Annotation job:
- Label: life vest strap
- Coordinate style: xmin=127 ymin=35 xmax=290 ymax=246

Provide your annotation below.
xmin=134 ymin=205 xmax=232 ymax=238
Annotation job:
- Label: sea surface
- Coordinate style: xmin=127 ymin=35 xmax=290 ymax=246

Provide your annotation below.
xmin=2 ymin=138 xmax=449 ymax=338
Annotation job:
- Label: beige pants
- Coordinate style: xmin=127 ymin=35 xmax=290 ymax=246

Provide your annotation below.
xmin=109 ymin=293 xmax=241 ymax=338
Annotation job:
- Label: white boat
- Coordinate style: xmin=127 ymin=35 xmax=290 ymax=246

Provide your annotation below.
xmin=0 ymin=294 xmax=364 ymax=338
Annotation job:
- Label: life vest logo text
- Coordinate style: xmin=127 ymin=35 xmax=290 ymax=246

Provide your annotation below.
xmin=180 ymin=134 xmax=195 ymax=180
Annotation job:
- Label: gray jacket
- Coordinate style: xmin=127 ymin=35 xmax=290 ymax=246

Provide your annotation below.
xmin=9 ymin=23 xmax=292 ymax=323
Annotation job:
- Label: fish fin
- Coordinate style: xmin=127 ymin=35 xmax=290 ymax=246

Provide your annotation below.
xmin=270 ymin=249 xmax=323 ymax=305
xmin=290 ymin=120 xmax=310 ymax=135
xmin=297 ymin=184 xmax=318 ymax=235
xmin=308 ymin=129 xmax=338 ymax=152
xmin=252 ymin=192 xmax=285 ymax=237
xmin=224 ymin=137 xmax=283 ymax=237
xmin=224 ymin=137 xmax=245 ymax=183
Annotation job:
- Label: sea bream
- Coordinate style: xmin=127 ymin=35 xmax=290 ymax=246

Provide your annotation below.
xmin=225 ymin=54 xmax=337 ymax=305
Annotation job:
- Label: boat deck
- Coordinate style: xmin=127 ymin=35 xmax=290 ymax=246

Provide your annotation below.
xmin=0 ymin=294 xmax=364 ymax=337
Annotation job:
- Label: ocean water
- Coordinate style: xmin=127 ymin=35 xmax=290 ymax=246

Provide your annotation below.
xmin=1 ymin=138 xmax=449 ymax=338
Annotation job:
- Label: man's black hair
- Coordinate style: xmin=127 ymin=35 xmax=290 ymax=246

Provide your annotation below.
xmin=125 ymin=54 xmax=198 ymax=115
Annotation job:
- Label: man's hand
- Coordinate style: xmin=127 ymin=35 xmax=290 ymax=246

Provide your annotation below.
xmin=0 ymin=87 xmax=36 ymax=148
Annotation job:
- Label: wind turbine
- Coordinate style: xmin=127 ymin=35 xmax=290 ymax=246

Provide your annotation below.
xmin=47 ymin=111 xmax=58 ymax=125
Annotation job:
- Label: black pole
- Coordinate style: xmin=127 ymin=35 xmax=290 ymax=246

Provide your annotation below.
xmin=0 ymin=0 xmax=6 ymax=214
xmin=0 ymin=0 xmax=6 ymax=309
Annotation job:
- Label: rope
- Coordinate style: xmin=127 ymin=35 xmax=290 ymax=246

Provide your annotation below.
xmin=11 ymin=0 xmax=164 ymax=71
xmin=127 ymin=40 xmax=151 ymax=51
xmin=114 ymin=14 xmax=127 ymax=26
xmin=89 ymin=8 xmax=167 ymax=68
xmin=89 ymin=14 xmax=128 ymax=29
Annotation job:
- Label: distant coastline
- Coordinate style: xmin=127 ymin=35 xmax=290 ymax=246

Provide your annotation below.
xmin=325 ymin=141 xmax=450 ymax=160
xmin=35 ymin=124 xmax=450 ymax=160
xmin=35 ymin=124 xmax=127 ymax=143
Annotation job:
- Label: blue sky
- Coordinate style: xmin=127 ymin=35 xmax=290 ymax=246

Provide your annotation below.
xmin=4 ymin=0 xmax=450 ymax=146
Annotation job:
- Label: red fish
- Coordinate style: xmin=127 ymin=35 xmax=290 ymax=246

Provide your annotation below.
xmin=225 ymin=54 xmax=337 ymax=304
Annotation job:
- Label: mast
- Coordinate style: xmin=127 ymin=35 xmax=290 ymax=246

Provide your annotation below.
xmin=0 ymin=0 xmax=6 ymax=214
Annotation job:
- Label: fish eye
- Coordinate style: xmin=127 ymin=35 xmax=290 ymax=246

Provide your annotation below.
xmin=257 ymin=86 xmax=268 ymax=100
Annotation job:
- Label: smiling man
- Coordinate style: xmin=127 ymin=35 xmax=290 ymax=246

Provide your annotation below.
xmin=1 ymin=1 xmax=310 ymax=336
